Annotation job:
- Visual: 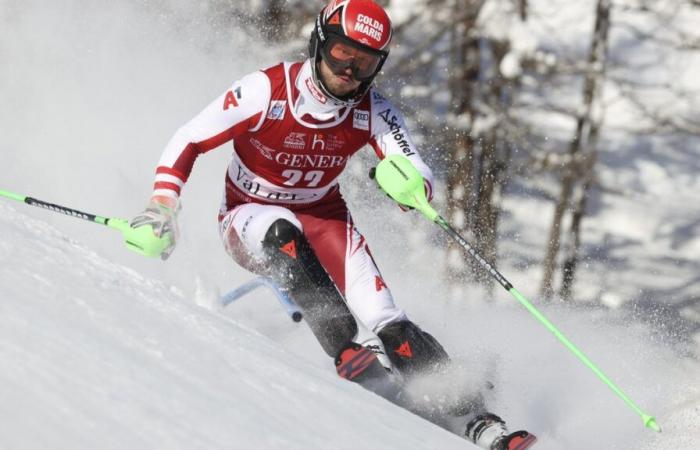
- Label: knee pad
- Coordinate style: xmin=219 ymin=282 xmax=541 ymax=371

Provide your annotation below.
xmin=262 ymin=219 xmax=358 ymax=357
xmin=377 ymin=320 xmax=450 ymax=378
xmin=262 ymin=219 xmax=331 ymax=286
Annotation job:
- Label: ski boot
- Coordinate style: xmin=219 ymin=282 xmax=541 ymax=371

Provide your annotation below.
xmin=492 ymin=431 xmax=537 ymax=450
xmin=335 ymin=342 xmax=404 ymax=403
xmin=465 ymin=413 xmax=537 ymax=450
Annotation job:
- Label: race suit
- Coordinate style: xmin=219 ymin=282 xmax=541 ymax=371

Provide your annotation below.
xmin=151 ymin=59 xmax=434 ymax=333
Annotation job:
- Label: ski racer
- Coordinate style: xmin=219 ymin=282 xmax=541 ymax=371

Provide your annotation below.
xmin=129 ymin=1 xmax=535 ymax=448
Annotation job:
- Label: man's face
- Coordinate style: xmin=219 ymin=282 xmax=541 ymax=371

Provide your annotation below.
xmin=318 ymin=58 xmax=362 ymax=97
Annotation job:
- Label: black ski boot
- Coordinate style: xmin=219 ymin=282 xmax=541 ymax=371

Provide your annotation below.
xmin=335 ymin=342 xmax=404 ymax=403
xmin=465 ymin=413 xmax=537 ymax=450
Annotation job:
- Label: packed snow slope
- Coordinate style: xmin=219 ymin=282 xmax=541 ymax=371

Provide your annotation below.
xmin=1 ymin=200 xmax=698 ymax=450
xmin=0 ymin=202 xmax=474 ymax=450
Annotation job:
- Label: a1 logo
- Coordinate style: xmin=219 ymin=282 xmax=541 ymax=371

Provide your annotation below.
xmin=223 ymin=86 xmax=243 ymax=110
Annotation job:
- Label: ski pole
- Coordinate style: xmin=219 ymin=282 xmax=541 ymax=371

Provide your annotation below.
xmin=372 ymin=155 xmax=661 ymax=433
xmin=0 ymin=189 xmax=171 ymax=258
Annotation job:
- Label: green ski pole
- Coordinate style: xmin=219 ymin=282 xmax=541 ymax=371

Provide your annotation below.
xmin=372 ymin=155 xmax=661 ymax=433
xmin=0 ymin=189 xmax=171 ymax=258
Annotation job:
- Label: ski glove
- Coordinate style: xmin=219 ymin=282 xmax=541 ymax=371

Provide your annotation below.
xmin=129 ymin=200 xmax=179 ymax=260
xmin=369 ymin=166 xmax=431 ymax=211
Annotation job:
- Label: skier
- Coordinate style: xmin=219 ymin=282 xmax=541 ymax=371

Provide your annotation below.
xmin=129 ymin=1 xmax=535 ymax=448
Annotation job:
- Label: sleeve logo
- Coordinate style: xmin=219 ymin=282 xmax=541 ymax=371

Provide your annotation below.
xmin=378 ymin=109 xmax=415 ymax=156
xmin=267 ymin=100 xmax=286 ymax=120
xmin=223 ymin=86 xmax=242 ymax=111
xmin=353 ymin=109 xmax=370 ymax=131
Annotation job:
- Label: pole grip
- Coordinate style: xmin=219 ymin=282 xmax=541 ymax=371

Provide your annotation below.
xmin=0 ymin=190 xmax=26 ymax=202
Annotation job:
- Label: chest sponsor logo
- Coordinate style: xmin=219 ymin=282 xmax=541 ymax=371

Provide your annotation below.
xmin=310 ymin=133 xmax=346 ymax=152
xmin=305 ymin=78 xmax=327 ymax=104
xmin=267 ymin=100 xmax=286 ymax=120
xmin=275 ymin=152 xmax=348 ymax=169
xmin=353 ymin=109 xmax=369 ymax=131
xmin=378 ymin=108 xmax=415 ymax=157
xmin=250 ymin=138 xmax=276 ymax=160
xmin=283 ymin=132 xmax=306 ymax=150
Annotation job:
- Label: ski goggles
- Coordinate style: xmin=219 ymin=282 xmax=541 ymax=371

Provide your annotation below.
xmin=321 ymin=35 xmax=386 ymax=82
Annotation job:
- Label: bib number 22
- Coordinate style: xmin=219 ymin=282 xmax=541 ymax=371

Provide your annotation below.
xmin=281 ymin=169 xmax=324 ymax=187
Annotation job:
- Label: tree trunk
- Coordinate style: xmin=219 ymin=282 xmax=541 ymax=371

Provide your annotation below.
xmin=540 ymin=0 xmax=611 ymax=300
xmin=518 ymin=0 xmax=528 ymax=21
xmin=445 ymin=1 xmax=521 ymax=300
xmin=471 ymin=39 xmax=511 ymax=294
xmin=446 ymin=0 xmax=482 ymax=288
xmin=540 ymin=173 xmax=575 ymax=300
xmin=559 ymin=151 xmax=597 ymax=300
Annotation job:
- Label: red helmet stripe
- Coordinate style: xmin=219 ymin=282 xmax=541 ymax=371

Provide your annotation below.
xmin=324 ymin=0 xmax=349 ymax=21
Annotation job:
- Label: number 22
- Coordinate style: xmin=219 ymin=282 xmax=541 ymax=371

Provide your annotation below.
xmin=281 ymin=170 xmax=324 ymax=187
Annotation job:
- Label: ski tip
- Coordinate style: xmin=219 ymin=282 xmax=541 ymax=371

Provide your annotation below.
xmin=510 ymin=431 xmax=537 ymax=450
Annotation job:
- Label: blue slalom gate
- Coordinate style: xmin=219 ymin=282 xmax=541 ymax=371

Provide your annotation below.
xmin=221 ymin=276 xmax=303 ymax=322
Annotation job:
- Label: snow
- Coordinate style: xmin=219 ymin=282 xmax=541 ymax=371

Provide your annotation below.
xmin=1 ymin=0 xmax=700 ymax=449
xmin=3 ymin=190 xmax=699 ymax=449
xmin=500 ymin=52 xmax=523 ymax=79
xmin=0 ymin=202 xmax=475 ymax=450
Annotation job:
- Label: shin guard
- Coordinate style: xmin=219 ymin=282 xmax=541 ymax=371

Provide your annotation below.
xmin=263 ymin=219 xmax=358 ymax=357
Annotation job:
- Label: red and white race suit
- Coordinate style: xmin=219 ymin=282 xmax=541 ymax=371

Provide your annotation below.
xmin=152 ymin=59 xmax=434 ymax=333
